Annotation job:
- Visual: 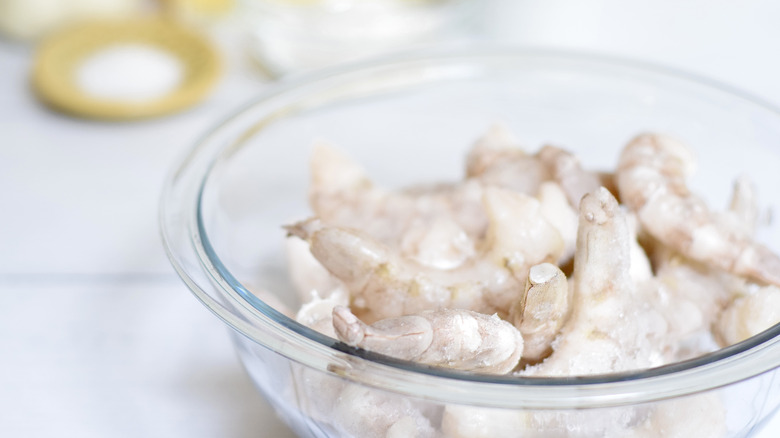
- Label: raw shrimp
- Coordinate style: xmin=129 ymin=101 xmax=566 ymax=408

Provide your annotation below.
xmin=465 ymin=124 xmax=551 ymax=195
xmin=442 ymin=395 xmax=726 ymax=438
xmin=509 ymin=262 xmax=571 ymax=362
xmin=537 ymin=181 xmax=579 ymax=264
xmin=333 ymin=306 xmax=524 ymax=374
xmin=524 ymin=187 xmax=668 ymax=377
xmin=288 ymin=222 xmax=488 ymax=321
xmin=629 ymin=394 xmax=726 ymax=438
xmin=294 ymin=299 xmax=440 ymax=437
xmin=714 ymin=285 xmax=780 ymax=346
xmin=481 ymin=187 xmax=565 ymax=311
xmin=442 ymin=404 xmax=647 ymax=438
xmin=330 ymin=384 xmax=438 ymax=438
xmin=295 ymin=287 xmax=349 ymax=338
xmin=626 ymin=212 xmax=653 ymax=283
xmin=640 ymin=247 xmax=747 ymax=361
xmin=309 ymin=142 xmax=487 ymax=260
xmin=616 ymin=133 xmax=780 ymax=286
xmin=285 ymin=234 xmax=341 ymax=302
xmin=399 ymin=216 xmax=476 ymax=270
xmin=537 ymin=144 xmax=603 ymax=208
xmin=290 ymin=187 xmax=563 ymax=321
xmin=309 ymin=139 xmax=581 ymax=272
xmin=275 ymin=128 xmax=780 ymax=438
xmin=466 ymin=126 xmax=604 ymax=208
xmin=726 ymin=175 xmax=760 ymax=236
xmin=441 ymin=406 xmax=532 ymax=438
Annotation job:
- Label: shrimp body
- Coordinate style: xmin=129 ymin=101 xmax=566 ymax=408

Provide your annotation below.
xmin=306 ymin=225 xmax=496 ymax=322
xmin=617 ymin=133 xmax=780 ymax=286
xmin=441 ymin=406 xmax=532 ymax=438
xmin=310 ymin=143 xmax=487 ymax=260
xmin=510 ymin=262 xmax=571 ymax=361
xmin=641 ymin=249 xmax=746 ymax=361
xmin=465 ymin=124 xmax=551 ymax=195
xmin=295 ymin=287 xmax=349 ymax=338
xmin=333 ymin=306 xmax=524 ymax=374
xmin=629 ymin=395 xmax=727 ymax=438
xmin=466 ymin=126 xmax=604 ymax=208
xmin=524 ymin=188 xmax=668 ymax=377
xmin=285 ymin=234 xmax=341 ymax=302
xmin=537 ymin=181 xmax=579 ymax=264
xmin=537 ymin=144 xmax=603 ymax=208
xmin=330 ymin=384 xmax=437 ymax=438
xmin=714 ymin=285 xmax=780 ymax=346
xmin=292 ymin=187 xmax=563 ymax=322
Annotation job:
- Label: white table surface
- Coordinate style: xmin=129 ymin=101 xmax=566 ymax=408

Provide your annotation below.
xmin=2 ymin=2 xmax=780 ymax=436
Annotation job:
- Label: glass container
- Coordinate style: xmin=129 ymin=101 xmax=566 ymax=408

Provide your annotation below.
xmin=161 ymin=48 xmax=780 ymax=437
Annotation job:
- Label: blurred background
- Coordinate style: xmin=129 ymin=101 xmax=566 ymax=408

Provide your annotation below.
xmin=2 ymin=0 xmax=780 ymax=436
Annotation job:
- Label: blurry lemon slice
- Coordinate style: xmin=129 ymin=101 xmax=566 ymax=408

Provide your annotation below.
xmin=33 ymin=18 xmax=220 ymax=120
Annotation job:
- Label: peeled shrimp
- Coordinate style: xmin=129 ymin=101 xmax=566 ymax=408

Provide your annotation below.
xmin=616 ymin=133 xmax=780 ymax=286
xmin=309 ymin=142 xmax=487 ymax=260
xmin=509 ymin=262 xmax=571 ymax=362
xmin=442 ymin=404 xmax=646 ymax=438
xmin=295 ymin=224 xmax=487 ymax=322
xmin=537 ymin=181 xmax=579 ymax=264
xmin=290 ymin=187 xmax=563 ymax=322
xmin=399 ymin=216 xmax=476 ymax=270
xmin=330 ymin=384 xmax=437 ymax=438
xmin=626 ymin=212 xmax=653 ymax=283
xmin=537 ymin=144 xmax=603 ymax=208
xmin=333 ymin=306 xmax=524 ymax=375
xmin=465 ymin=124 xmax=551 ymax=195
xmin=629 ymin=394 xmax=727 ymax=438
xmin=524 ymin=187 xmax=668 ymax=377
xmin=285 ymin=234 xmax=341 ymax=302
xmin=714 ymin=285 xmax=780 ymax=346
xmin=640 ymin=247 xmax=746 ymax=361
xmin=466 ymin=126 xmax=604 ymax=208
xmin=481 ymin=187 xmax=565 ymax=311
xmin=442 ymin=395 xmax=726 ymax=438
xmin=441 ymin=406 xmax=532 ymax=438
xmin=726 ymin=175 xmax=760 ymax=236
xmin=295 ymin=287 xmax=349 ymax=338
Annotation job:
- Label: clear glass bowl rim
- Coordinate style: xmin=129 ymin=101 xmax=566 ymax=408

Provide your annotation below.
xmin=160 ymin=46 xmax=780 ymax=410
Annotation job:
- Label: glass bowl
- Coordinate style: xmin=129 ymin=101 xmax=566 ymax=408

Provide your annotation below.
xmin=160 ymin=48 xmax=780 ymax=438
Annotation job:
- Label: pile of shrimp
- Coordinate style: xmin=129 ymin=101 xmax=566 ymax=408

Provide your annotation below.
xmin=279 ymin=126 xmax=780 ymax=438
